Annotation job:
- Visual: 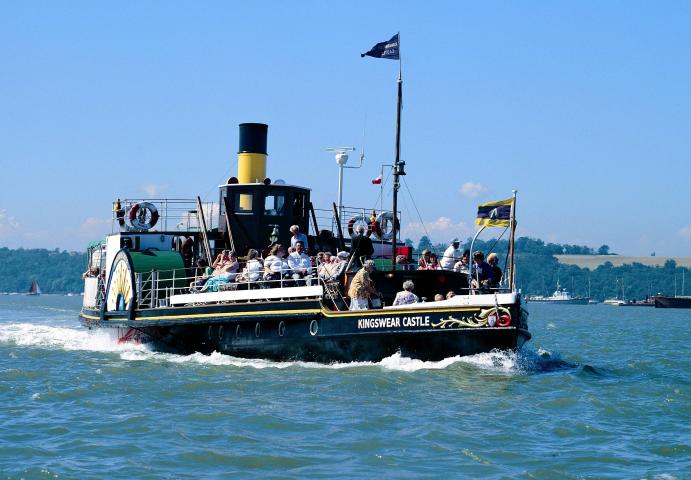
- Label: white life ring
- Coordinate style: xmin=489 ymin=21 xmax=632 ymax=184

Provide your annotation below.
xmin=129 ymin=202 xmax=159 ymax=231
xmin=376 ymin=212 xmax=399 ymax=241
xmin=347 ymin=215 xmax=373 ymax=238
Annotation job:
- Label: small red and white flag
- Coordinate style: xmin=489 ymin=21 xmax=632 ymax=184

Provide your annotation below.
xmin=371 ymin=175 xmax=382 ymax=185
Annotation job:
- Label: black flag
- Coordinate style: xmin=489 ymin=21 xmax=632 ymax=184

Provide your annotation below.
xmin=361 ymin=33 xmax=399 ymax=60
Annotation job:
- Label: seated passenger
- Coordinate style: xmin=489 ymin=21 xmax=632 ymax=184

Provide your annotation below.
xmin=418 ymin=250 xmax=432 ymax=270
xmin=453 ymin=249 xmax=470 ymax=274
xmin=487 ymin=253 xmax=502 ymax=288
xmin=396 ymin=255 xmax=412 ymax=271
xmin=288 ymin=241 xmax=313 ymax=286
xmin=427 ymin=253 xmax=441 ymax=270
xmin=392 ymin=280 xmax=419 ymax=306
xmin=318 ymin=252 xmax=334 ymax=280
xmin=446 ymin=291 xmax=456 ymax=299
xmin=331 ymin=251 xmax=350 ymax=278
xmin=434 ymin=293 xmax=445 ymax=302
xmin=236 ymin=249 xmax=263 ymax=284
xmin=201 ymin=252 xmax=239 ymax=292
xmin=263 ymin=244 xmax=289 ymax=283
xmin=470 ymin=251 xmax=494 ymax=289
xmin=189 ymin=258 xmax=213 ymax=292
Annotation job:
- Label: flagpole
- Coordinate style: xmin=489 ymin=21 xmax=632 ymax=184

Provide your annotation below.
xmin=391 ymin=32 xmax=403 ymax=270
xmin=509 ymin=190 xmax=517 ymax=290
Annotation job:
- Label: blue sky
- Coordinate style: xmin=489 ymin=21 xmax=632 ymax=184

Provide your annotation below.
xmin=1 ymin=1 xmax=690 ymax=255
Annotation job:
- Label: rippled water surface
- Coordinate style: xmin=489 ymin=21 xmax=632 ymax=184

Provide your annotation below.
xmin=1 ymin=295 xmax=689 ymax=479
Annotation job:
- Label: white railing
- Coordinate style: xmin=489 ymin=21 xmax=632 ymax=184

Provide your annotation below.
xmin=132 ymin=260 xmax=346 ymax=309
xmin=112 ymin=198 xmax=218 ymax=233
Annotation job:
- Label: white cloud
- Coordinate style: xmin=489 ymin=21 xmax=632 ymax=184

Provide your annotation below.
xmin=680 ymin=226 xmax=691 ymax=238
xmin=402 ymin=216 xmax=471 ymax=243
xmin=142 ymin=184 xmax=167 ymax=197
xmin=459 ymin=182 xmax=487 ymax=198
xmin=0 ymin=209 xmax=19 ymax=237
xmin=79 ymin=217 xmax=111 ymax=235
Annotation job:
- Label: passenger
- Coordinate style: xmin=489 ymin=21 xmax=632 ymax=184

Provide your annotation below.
xmin=263 ymin=244 xmax=288 ymax=283
xmin=317 ymin=252 xmax=333 ymax=280
xmin=350 ymin=224 xmax=374 ymax=268
xmin=396 ymin=255 xmax=412 ymax=271
xmin=288 ymin=240 xmax=313 ymax=286
xmin=434 ymin=294 xmax=445 ymax=302
xmin=453 ymin=249 xmax=471 ymax=274
xmin=446 ymin=291 xmax=456 ymax=299
xmin=392 ymin=280 xmax=419 ymax=306
xmin=236 ymin=249 xmax=263 ymax=284
xmin=427 ymin=253 xmax=441 ymax=270
xmin=289 ymin=225 xmax=309 ymax=251
xmin=331 ymin=251 xmax=350 ymax=278
xmin=212 ymin=250 xmax=231 ymax=270
xmin=440 ymin=238 xmax=462 ymax=270
xmin=189 ymin=258 xmax=212 ymax=292
xmin=201 ymin=252 xmax=239 ymax=292
xmin=348 ymin=260 xmax=377 ymax=310
xmin=82 ymin=266 xmax=100 ymax=279
xmin=487 ymin=253 xmax=502 ymax=288
xmin=471 ymin=251 xmax=494 ymax=289
xmin=418 ymin=249 xmax=432 ymax=270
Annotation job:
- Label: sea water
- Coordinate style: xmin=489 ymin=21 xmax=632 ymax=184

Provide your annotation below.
xmin=0 ymin=295 xmax=689 ymax=479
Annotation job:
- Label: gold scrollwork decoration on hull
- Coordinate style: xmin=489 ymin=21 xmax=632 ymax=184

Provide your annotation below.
xmin=432 ymin=307 xmax=511 ymax=329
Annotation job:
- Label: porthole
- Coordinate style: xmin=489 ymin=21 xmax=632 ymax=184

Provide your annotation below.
xmin=218 ymin=325 xmax=224 ymax=340
xmin=255 ymin=323 xmax=261 ymax=338
xmin=207 ymin=325 xmax=213 ymax=340
xmin=309 ymin=320 xmax=318 ymax=336
xmin=278 ymin=321 xmax=286 ymax=337
xmin=235 ymin=324 xmax=241 ymax=340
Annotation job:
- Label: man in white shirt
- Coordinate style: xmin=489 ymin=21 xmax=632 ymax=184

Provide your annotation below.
xmin=288 ymin=241 xmax=313 ymax=286
xmin=289 ymin=225 xmax=309 ymax=252
xmin=440 ymin=238 xmax=462 ymax=270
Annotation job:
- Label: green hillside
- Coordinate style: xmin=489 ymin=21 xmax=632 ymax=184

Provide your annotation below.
xmin=0 ymin=248 xmax=86 ymax=294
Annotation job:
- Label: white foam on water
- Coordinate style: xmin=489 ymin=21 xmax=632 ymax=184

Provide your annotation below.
xmin=1 ymin=322 xmax=528 ymax=373
xmin=0 ymin=323 xmax=149 ymax=354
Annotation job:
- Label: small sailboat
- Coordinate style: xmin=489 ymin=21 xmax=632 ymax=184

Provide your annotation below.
xmin=27 ymin=280 xmax=41 ymax=296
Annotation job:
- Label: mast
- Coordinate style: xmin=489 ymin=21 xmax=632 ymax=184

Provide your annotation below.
xmin=391 ymin=36 xmax=403 ymax=270
xmin=508 ymin=190 xmax=517 ymax=290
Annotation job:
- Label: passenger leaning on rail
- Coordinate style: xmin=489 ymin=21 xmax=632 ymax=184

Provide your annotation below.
xmin=348 ymin=260 xmax=378 ymax=310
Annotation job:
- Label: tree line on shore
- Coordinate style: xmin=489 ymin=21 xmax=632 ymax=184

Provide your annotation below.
xmin=1 ymin=240 xmax=689 ymax=299
xmin=408 ymin=236 xmax=689 ymax=301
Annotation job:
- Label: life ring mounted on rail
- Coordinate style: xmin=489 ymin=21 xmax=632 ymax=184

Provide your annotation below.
xmin=347 ymin=215 xmax=373 ymax=238
xmin=128 ymin=202 xmax=159 ymax=231
xmin=375 ymin=211 xmax=400 ymax=242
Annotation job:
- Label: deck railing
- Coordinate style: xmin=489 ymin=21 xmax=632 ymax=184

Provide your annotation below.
xmin=112 ymin=198 xmax=218 ymax=233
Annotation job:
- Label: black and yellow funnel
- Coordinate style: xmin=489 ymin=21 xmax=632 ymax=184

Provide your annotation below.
xmin=237 ymin=123 xmax=268 ymax=184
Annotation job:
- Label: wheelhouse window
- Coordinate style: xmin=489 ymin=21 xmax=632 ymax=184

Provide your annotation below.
xmin=264 ymin=193 xmax=285 ymax=216
xmin=233 ymin=192 xmax=254 ymax=213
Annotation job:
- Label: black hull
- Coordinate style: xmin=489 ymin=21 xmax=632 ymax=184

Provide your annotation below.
xmin=80 ymin=300 xmax=530 ymax=363
xmin=654 ymin=296 xmax=691 ymax=309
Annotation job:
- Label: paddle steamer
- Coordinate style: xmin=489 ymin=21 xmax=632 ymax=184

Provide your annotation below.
xmin=78 ymin=120 xmax=530 ymax=362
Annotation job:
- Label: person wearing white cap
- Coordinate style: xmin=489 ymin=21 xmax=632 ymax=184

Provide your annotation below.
xmin=440 ymin=238 xmax=462 ymax=270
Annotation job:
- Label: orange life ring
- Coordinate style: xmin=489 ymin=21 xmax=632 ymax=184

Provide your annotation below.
xmin=497 ymin=314 xmax=511 ymax=327
xmin=129 ymin=202 xmax=159 ymax=230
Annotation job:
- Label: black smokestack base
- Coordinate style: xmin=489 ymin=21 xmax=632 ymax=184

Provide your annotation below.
xmin=238 ymin=123 xmax=268 ymax=155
